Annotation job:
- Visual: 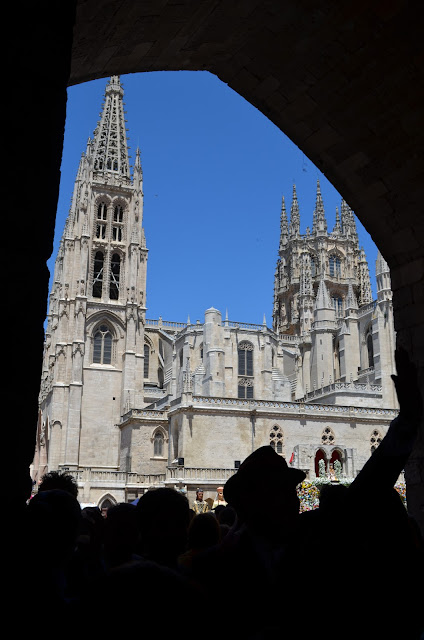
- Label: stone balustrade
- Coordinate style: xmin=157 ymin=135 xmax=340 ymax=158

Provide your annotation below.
xmin=304 ymin=380 xmax=382 ymax=402
xmin=357 ymin=301 xmax=377 ymax=317
xmin=167 ymin=466 xmax=237 ymax=482
xmin=71 ymin=467 xmax=166 ymax=486
xmin=192 ymin=395 xmax=397 ymax=418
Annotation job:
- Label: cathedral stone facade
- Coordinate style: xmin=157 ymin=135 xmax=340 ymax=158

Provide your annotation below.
xmin=32 ymin=76 xmax=398 ymax=508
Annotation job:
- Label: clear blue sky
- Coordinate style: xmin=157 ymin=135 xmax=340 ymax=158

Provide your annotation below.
xmin=49 ymin=71 xmax=378 ymax=325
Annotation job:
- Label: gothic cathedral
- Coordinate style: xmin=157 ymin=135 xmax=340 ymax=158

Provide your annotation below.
xmin=33 ymin=77 xmax=398 ymax=508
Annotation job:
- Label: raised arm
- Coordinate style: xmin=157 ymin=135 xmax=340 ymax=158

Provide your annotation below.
xmin=349 ymin=347 xmax=423 ymax=494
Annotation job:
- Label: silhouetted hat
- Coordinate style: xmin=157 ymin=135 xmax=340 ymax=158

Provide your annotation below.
xmin=224 ymin=446 xmax=306 ymax=509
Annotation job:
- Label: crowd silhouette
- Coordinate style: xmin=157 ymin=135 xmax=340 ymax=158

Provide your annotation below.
xmin=18 ymin=349 xmax=424 ymax=639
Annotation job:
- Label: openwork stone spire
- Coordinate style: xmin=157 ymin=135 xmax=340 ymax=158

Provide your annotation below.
xmin=279 ymin=195 xmax=288 ymax=249
xmin=376 ymin=250 xmax=390 ymax=275
xmin=289 ymin=184 xmax=300 ymax=236
xmin=313 ymin=179 xmax=327 ymax=234
xmin=341 ymin=199 xmax=358 ymax=244
xmin=92 ymin=76 xmax=130 ymax=181
xmin=358 ymin=247 xmax=373 ymax=305
xmin=299 ymin=247 xmax=313 ymax=297
xmin=332 ymin=206 xmax=341 ymax=235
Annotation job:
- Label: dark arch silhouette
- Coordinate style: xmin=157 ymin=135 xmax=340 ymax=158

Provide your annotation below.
xmin=10 ymin=1 xmax=423 ymax=537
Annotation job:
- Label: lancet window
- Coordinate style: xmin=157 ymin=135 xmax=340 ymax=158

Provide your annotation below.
xmin=366 ymin=328 xmax=374 ymax=368
xmin=153 ymin=430 xmax=164 ymax=457
xmin=332 ymin=296 xmax=343 ymax=317
xmin=109 ymin=253 xmax=121 ymax=300
xmin=96 ymin=202 xmax=108 ymax=240
xmin=270 ymin=425 xmax=284 ymax=454
xmin=92 ymin=251 xmax=104 ymax=298
xmin=112 ymin=204 xmax=124 ymax=242
xmin=329 ymin=255 xmax=341 ymax=277
xmin=238 ymin=341 xmax=254 ymax=399
xmin=93 ymin=324 xmax=113 ymax=365
xmin=144 ymin=343 xmax=150 ymax=379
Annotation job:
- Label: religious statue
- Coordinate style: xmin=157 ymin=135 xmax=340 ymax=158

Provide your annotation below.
xmin=212 ymin=486 xmax=227 ymax=509
xmin=192 ymin=488 xmax=210 ymax=515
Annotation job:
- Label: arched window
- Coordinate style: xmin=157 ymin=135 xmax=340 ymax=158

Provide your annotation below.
xmin=153 ymin=430 xmax=164 ymax=457
xmin=238 ymin=341 xmax=253 ymax=376
xmin=112 ymin=204 xmax=124 ymax=242
xmin=238 ymin=341 xmax=254 ymax=399
xmin=370 ymin=429 xmax=382 ymax=453
xmin=310 ymin=256 xmax=317 ymax=277
xmin=99 ymin=498 xmax=114 ymax=515
xmin=109 ymin=253 xmax=121 ymax=300
xmin=270 ymin=425 xmax=284 ymax=454
xmin=330 ymin=449 xmax=343 ymax=473
xmin=144 ymin=344 xmax=150 ymax=379
xmin=92 ymin=251 xmax=104 ymax=298
xmin=329 ymin=255 xmax=341 ymax=277
xmin=96 ymin=202 xmax=107 ymax=239
xmin=315 ymin=449 xmax=327 ymax=478
xmin=113 ymin=205 xmax=123 ymax=222
xmin=93 ymin=324 xmax=113 ymax=364
xmin=332 ymin=296 xmax=343 ymax=317
xmin=366 ymin=330 xmax=374 ymax=368
xmin=97 ymin=202 xmax=107 ymax=220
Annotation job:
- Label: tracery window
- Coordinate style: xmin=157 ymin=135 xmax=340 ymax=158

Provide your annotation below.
xmin=109 ymin=253 xmax=121 ymax=300
xmin=270 ymin=425 xmax=284 ymax=454
xmin=238 ymin=341 xmax=254 ymax=399
xmin=93 ymin=324 xmax=113 ymax=365
xmin=153 ymin=430 xmax=164 ymax=457
xmin=329 ymin=255 xmax=341 ymax=277
xmin=92 ymin=251 xmax=104 ymax=298
xmin=321 ymin=427 xmax=335 ymax=445
xmin=370 ymin=429 xmax=382 ymax=453
xmin=310 ymin=256 xmax=317 ymax=277
xmin=237 ymin=377 xmax=254 ymax=399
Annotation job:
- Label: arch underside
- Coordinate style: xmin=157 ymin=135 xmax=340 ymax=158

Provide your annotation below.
xmin=10 ymin=0 xmax=424 ymax=532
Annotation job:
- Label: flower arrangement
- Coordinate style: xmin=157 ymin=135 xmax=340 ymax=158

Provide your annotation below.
xmin=297 ymin=479 xmax=407 ymax=512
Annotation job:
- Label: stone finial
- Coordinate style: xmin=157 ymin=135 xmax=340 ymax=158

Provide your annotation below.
xmin=289 ymin=184 xmax=300 ymax=236
xmin=313 ymin=179 xmax=327 ymax=234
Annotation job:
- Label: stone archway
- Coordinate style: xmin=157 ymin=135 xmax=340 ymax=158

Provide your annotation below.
xmin=10 ymin=0 xmax=423 ymax=533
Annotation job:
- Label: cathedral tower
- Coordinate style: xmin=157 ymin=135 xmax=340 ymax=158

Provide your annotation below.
xmin=273 ymin=180 xmax=377 ymax=394
xmin=38 ymin=76 xmax=148 ymax=474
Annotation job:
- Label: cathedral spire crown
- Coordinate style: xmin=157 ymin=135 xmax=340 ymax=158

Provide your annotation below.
xmin=92 ymin=75 xmax=131 ymax=181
